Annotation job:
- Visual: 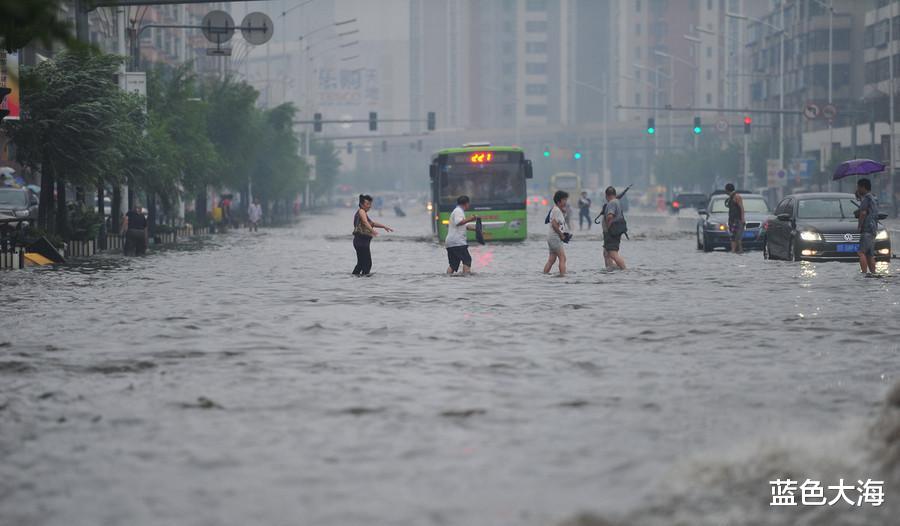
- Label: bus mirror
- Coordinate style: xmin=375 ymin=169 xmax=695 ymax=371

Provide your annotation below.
xmin=429 ymin=164 xmax=437 ymax=180
xmin=524 ymin=160 xmax=533 ymax=179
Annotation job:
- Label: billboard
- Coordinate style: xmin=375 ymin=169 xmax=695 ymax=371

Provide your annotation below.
xmin=0 ymin=50 xmax=20 ymax=121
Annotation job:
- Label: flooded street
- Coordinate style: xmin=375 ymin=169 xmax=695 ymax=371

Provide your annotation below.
xmin=1 ymin=209 xmax=898 ymax=526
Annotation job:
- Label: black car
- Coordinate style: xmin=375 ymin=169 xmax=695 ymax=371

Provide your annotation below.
xmin=696 ymin=193 xmax=771 ymax=252
xmin=764 ymin=192 xmax=892 ymax=262
xmin=669 ymin=193 xmax=707 ymax=214
xmin=0 ymin=187 xmax=38 ymax=222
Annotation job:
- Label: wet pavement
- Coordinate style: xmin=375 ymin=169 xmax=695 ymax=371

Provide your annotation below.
xmin=1 ymin=208 xmax=898 ymax=526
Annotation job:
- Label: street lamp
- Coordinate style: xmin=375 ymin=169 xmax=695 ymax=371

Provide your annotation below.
xmin=727 ymin=10 xmax=788 ymax=177
xmin=574 ymin=79 xmax=610 ymax=188
xmin=635 ymin=62 xmax=674 ymax=150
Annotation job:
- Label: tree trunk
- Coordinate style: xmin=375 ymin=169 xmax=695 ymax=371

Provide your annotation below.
xmin=38 ymin=162 xmax=54 ymax=231
xmin=97 ymin=185 xmax=107 ymax=250
xmin=111 ymin=185 xmax=121 ymax=234
xmin=55 ymin=178 xmax=67 ymax=237
xmin=195 ymin=190 xmax=207 ymax=226
xmin=148 ymin=193 xmax=157 ymax=237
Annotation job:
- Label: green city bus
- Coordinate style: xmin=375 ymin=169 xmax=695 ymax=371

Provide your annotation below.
xmin=429 ymin=144 xmax=533 ymax=242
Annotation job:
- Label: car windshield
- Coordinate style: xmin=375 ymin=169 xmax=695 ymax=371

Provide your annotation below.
xmin=0 ymin=188 xmax=28 ymax=207
xmin=709 ymin=197 xmax=769 ymax=214
xmin=796 ymin=198 xmax=858 ymax=219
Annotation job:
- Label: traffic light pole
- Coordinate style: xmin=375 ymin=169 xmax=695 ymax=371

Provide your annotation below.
xmin=743 ymin=130 xmax=750 ymax=190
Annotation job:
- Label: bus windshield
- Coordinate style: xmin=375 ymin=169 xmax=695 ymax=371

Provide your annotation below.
xmin=553 ymin=175 xmax=579 ymax=191
xmin=439 ymin=161 xmax=525 ymax=206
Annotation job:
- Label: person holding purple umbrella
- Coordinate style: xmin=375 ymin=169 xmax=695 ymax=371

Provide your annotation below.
xmin=856 ymin=178 xmax=880 ymax=275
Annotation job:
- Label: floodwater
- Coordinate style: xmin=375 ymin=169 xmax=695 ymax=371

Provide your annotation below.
xmin=1 ymin=207 xmax=898 ymax=526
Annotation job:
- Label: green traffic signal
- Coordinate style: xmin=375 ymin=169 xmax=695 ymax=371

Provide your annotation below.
xmin=693 ymin=116 xmax=702 ymax=134
xmin=573 ymin=152 xmax=582 ymax=160
xmin=647 ymin=117 xmax=655 ymax=135
xmin=543 ymin=150 xmax=551 ymax=157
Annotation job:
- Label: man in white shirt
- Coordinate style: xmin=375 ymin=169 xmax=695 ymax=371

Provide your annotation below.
xmin=544 ymin=190 xmax=569 ymax=276
xmin=445 ymin=195 xmax=478 ymax=274
xmin=248 ymin=198 xmax=262 ymax=232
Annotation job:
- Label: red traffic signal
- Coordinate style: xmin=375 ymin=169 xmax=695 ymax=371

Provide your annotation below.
xmin=743 ymin=116 xmax=752 ymax=125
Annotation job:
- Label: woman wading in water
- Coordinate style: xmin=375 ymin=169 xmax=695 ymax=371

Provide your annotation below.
xmin=352 ymin=194 xmax=393 ymax=276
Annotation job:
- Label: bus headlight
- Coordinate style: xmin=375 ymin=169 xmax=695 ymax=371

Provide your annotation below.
xmin=799 ymin=230 xmax=821 ymax=241
xmin=426 ymin=202 xmax=433 ymax=212
xmin=876 ymin=229 xmax=889 ymax=240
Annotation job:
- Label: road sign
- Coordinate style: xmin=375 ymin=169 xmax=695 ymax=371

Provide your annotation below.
xmin=715 ymin=119 xmax=728 ymax=133
xmin=202 ymin=10 xmax=235 ymax=44
xmin=803 ymin=103 xmax=820 ymax=120
xmin=241 ymin=12 xmax=273 ymax=45
xmin=822 ymin=104 xmax=837 ymax=121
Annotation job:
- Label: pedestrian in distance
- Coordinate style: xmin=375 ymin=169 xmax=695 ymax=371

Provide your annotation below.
xmin=352 ymin=194 xmax=393 ymax=276
xmin=445 ymin=195 xmax=479 ymax=274
xmin=544 ymin=190 xmax=570 ymax=276
xmin=725 ymin=183 xmax=745 ymax=254
xmin=856 ymin=178 xmax=879 ymax=275
xmin=603 ymin=186 xmax=627 ymax=270
xmin=248 ymin=198 xmax=262 ymax=232
xmin=578 ymin=191 xmax=592 ymax=230
xmin=122 ymin=203 xmax=148 ymax=256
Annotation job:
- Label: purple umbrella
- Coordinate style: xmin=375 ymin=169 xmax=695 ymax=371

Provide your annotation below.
xmin=832 ymin=158 xmax=885 ymax=180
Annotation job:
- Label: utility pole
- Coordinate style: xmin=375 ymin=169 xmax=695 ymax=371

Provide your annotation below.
xmin=891 ymin=0 xmax=897 ymax=216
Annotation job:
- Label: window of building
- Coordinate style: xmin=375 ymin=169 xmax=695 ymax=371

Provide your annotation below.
xmin=525 ymin=104 xmax=548 ymax=116
xmin=503 ymin=42 xmax=514 ymax=54
xmin=635 ymin=92 xmax=641 ymax=105
xmin=503 ymin=62 xmax=514 ymax=74
xmin=635 ymin=46 xmax=641 ymax=59
xmin=706 ymin=46 xmax=712 ymax=58
xmin=636 ymin=23 xmax=641 ymax=35
xmin=526 ymin=21 xmax=548 ymax=32
xmin=526 ymin=84 xmax=548 ymax=95
xmin=504 ymin=21 xmax=514 ymax=33
xmin=706 ymin=93 xmax=712 ymax=104
xmin=526 ymin=42 xmax=548 ymax=53
xmin=526 ymin=62 xmax=547 ymax=74
xmin=707 ymin=0 xmax=713 ymax=10
xmin=636 ymin=0 xmax=641 ymax=12
xmin=526 ymin=0 xmax=547 ymax=11
xmin=706 ymin=69 xmax=712 ymax=80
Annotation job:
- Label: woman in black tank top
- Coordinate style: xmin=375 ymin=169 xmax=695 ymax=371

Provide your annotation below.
xmin=352 ymin=194 xmax=393 ymax=275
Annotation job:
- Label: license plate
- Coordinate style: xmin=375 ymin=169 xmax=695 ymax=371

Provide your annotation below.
xmin=836 ymin=243 xmax=859 ymax=253
xmin=743 ymin=231 xmax=756 ymax=239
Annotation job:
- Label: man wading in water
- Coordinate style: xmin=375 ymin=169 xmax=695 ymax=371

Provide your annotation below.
xmin=445 ymin=195 xmax=478 ymax=274
xmin=725 ymin=183 xmax=745 ymax=254
xmin=352 ymin=194 xmax=393 ymax=276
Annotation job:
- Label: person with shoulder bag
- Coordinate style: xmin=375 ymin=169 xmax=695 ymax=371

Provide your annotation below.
xmin=602 ymin=186 xmax=627 ymax=270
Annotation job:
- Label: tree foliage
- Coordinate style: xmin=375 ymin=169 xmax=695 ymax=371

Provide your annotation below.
xmin=0 ymin=0 xmax=80 ymax=52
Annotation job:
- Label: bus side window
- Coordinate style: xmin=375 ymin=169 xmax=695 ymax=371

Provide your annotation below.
xmin=524 ymin=160 xmax=533 ymax=179
xmin=429 ymin=164 xmax=438 ymax=180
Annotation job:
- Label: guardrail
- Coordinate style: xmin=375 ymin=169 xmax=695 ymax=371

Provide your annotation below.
xmin=64 ymin=239 xmax=96 ymax=258
xmin=0 ymin=245 xmax=25 ymax=269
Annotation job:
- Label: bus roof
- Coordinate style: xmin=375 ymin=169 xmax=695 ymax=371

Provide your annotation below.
xmin=433 ymin=145 xmax=524 ymax=157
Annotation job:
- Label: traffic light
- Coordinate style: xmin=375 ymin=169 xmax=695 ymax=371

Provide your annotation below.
xmin=346 ymin=141 xmax=353 ymax=154
xmin=573 ymin=151 xmax=583 ymax=160
xmin=369 ymin=111 xmax=377 ymax=131
xmin=543 ymin=146 xmax=551 ymax=157
xmin=0 ymin=87 xmax=11 ymax=120
xmin=693 ymin=116 xmax=702 ymax=134
xmin=427 ymin=111 xmax=436 ymax=131
xmin=313 ymin=112 xmax=323 ymax=132
xmin=743 ymin=116 xmax=752 ymax=134
xmin=417 ymin=139 xmax=423 ymax=152
xmin=646 ymin=117 xmax=656 ymax=135
xmin=381 ymin=140 xmax=387 ymax=153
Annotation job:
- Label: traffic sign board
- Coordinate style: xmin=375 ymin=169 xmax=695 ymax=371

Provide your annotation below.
xmin=822 ymin=104 xmax=837 ymax=120
xmin=715 ymin=119 xmax=728 ymax=132
xmin=803 ymin=102 xmax=820 ymax=120
xmin=241 ymin=12 xmax=273 ymax=45
xmin=202 ymin=10 xmax=235 ymax=44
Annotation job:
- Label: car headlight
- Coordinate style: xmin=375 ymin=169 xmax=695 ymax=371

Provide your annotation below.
xmin=876 ymin=229 xmax=889 ymax=240
xmin=707 ymin=222 xmax=726 ymax=231
xmin=799 ymin=230 xmax=821 ymax=241
xmin=14 ymin=210 xmax=29 ymax=218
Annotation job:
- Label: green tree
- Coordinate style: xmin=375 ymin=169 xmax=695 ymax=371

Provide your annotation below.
xmin=5 ymin=50 xmax=138 ymax=235
xmin=0 ymin=0 xmax=80 ymax=52
xmin=310 ymin=137 xmax=341 ymax=204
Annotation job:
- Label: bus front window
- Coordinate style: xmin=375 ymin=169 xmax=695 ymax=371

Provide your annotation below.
xmin=440 ymin=163 xmax=525 ymax=206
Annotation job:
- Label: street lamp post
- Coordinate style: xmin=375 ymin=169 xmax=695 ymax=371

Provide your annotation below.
xmin=727 ymin=10 xmax=788 ymax=182
xmin=574 ymin=79 xmax=610 ymax=189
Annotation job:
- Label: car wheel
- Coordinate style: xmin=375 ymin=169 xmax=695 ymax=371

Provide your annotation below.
xmin=703 ymin=233 xmax=712 ymax=252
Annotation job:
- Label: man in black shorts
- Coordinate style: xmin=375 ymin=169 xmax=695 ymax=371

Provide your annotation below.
xmin=445 ymin=195 xmax=478 ymax=274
